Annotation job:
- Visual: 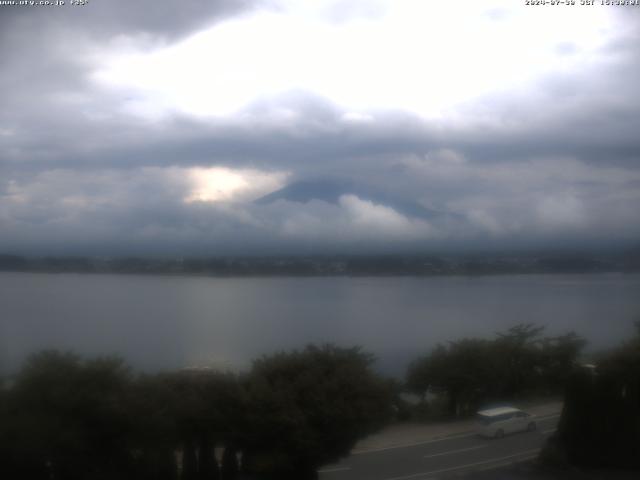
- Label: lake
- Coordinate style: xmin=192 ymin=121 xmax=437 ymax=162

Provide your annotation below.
xmin=1 ymin=272 xmax=639 ymax=376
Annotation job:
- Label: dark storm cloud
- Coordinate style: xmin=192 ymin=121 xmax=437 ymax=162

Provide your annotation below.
xmin=453 ymin=66 xmax=640 ymax=167
xmin=0 ymin=0 xmax=261 ymax=41
xmin=1 ymin=90 xmax=441 ymax=176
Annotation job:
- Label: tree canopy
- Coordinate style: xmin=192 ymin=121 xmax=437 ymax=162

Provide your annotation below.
xmin=242 ymin=345 xmax=393 ymax=479
xmin=544 ymin=321 xmax=640 ymax=469
xmin=406 ymin=324 xmax=586 ymax=417
xmin=0 ymin=345 xmax=393 ymax=480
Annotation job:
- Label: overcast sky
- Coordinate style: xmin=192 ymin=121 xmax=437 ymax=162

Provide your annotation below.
xmin=1 ymin=0 xmax=639 ymax=256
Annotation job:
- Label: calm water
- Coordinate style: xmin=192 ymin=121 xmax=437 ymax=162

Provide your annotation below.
xmin=1 ymin=272 xmax=639 ymax=376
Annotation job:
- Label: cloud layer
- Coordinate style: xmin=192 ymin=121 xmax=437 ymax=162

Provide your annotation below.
xmin=1 ymin=1 xmax=639 ymax=255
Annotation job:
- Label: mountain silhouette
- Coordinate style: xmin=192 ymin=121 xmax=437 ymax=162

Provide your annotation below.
xmin=256 ymin=178 xmax=439 ymax=220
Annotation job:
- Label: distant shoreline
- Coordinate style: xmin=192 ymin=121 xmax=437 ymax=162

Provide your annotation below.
xmin=1 ymin=253 xmax=638 ymax=278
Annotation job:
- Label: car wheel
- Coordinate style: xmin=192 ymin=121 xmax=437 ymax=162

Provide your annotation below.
xmin=494 ymin=429 xmax=504 ymax=439
xmin=527 ymin=422 xmax=537 ymax=432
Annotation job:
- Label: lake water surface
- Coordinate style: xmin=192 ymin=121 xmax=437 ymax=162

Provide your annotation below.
xmin=1 ymin=272 xmax=639 ymax=376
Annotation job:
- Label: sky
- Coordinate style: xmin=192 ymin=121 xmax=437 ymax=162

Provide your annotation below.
xmin=1 ymin=0 xmax=639 ymax=256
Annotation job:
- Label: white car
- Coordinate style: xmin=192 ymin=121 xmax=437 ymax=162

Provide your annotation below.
xmin=476 ymin=406 xmax=537 ymax=439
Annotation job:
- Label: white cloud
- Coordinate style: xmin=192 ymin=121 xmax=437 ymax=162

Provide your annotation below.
xmin=339 ymin=194 xmax=428 ymax=237
xmin=536 ymin=193 xmax=586 ymax=231
xmin=273 ymin=195 xmax=437 ymax=246
xmin=93 ymin=0 xmax=616 ymax=120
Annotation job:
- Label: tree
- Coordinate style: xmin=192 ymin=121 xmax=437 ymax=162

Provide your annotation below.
xmin=127 ymin=374 xmax=180 ymax=480
xmin=3 ymin=351 xmax=135 ymax=480
xmin=407 ymin=339 xmax=496 ymax=417
xmin=220 ymin=445 xmax=240 ymax=480
xmin=493 ymin=323 xmax=545 ymax=397
xmin=141 ymin=369 xmax=245 ymax=480
xmin=539 ymin=332 xmax=587 ymax=392
xmin=241 ymin=345 xmax=393 ymax=479
xmin=406 ymin=324 xmax=587 ymax=418
xmin=542 ymin=321 xmax=640 ymax=469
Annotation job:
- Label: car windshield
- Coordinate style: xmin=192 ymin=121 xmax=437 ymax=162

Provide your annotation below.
xmin=476 ymin=414 xmax=494 ymax=426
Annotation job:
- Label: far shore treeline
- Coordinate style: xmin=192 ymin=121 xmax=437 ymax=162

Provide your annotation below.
xmin=1 ymin=251 xmax=639 ymax=277
xmin=1 ymin=323 xmax=639 ymax=479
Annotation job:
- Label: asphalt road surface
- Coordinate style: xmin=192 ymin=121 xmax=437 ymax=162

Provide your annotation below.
xmin=318 ymin=414 xmax=560 ymax=480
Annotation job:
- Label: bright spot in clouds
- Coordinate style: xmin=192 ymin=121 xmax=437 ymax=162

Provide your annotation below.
xmin=94 ymin=0 xmax=615 ymax=119
xmin=185 ymin=167 xmax=288 ymax=203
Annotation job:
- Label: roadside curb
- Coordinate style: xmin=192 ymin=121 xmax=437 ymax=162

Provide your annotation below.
xmin=472 ymin=451 xmax=540 ymax=473
xmin=351 ymin=430 xmax=477 ymax=455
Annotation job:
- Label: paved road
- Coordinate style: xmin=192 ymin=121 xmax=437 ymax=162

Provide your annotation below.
xmin=318 ymin=414 xmax=560 ymax=480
